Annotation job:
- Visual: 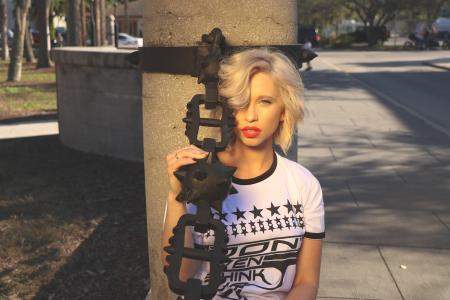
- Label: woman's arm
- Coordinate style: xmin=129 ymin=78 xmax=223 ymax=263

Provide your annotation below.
xmin=161 ymin=145 xmax=208 ymax=280
xmin=161 ymin=191 xmax=198 ymax=281
xmin=286 ymin=238 xmax=323 ymax=300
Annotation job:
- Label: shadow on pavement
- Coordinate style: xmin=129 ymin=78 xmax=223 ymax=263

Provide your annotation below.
xmin=299 ymin=67 xmax=450 ymax=248
xmin=342 ymin=59 xmax=429 ymax=68
xmin=0 ymin=135 xmax=149 ymax=300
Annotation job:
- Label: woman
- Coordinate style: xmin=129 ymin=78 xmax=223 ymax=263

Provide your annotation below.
xmin=163 ymin=48 xmax=325 ymax=300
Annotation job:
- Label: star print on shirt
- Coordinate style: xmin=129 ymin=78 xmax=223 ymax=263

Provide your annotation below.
xmin=284 ymin=200 xmax=294 ymax=213
xmin=297 ymin=216 xmax=305 ymax=229
xmin=266 ymin=218 xmax=275 ymax=232
xmin=257 ymin=220 xmax=266 ymax=233
xmin=218 ymin=211 xmax=228 ymax=222
xmin=291 ymin=216 xmax=298 ymax=228
xmin=283 ymin=216 xmax=291 ymax=229
xmin=233 ymin=208 xmax=247 ymax=220
xmin=249 ymin=205 xmax=263 ymax=218
xmin=267 ymin=203 xmax=280 ymax=216
xmin=294 ymin=201 xmax=303 ymax=214
xmin=274 ymin=217 xmax=283 ymax=230
xmin=240 ymin=221 xmax=248 ymax=236
xmin=249 ymin=220 xmax=257 ymax=234
xmin=230 ymin=222 xmax=238 ymax=238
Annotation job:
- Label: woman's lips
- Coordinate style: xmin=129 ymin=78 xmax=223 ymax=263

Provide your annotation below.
xmin=241 ymin=126 xmax=261 ymax=138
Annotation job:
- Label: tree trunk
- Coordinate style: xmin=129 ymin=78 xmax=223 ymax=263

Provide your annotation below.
xmin=100 ymin=0 xmax=105 ymax=44
xmin=37 ymin=0 xmax=53 ymax=68
xmin=124 ymin=0 xmax=129 ymax=34
xmin=24 ymin=18 xmax=36 ymax=63
xmin=0 ymin=0 xmax=9 ymax=60
xmin=66 ymin=0 xmax=82 ymax=46
xmin=80 ymin=0 xmax=87 ymax=46
xmin=7 ymin=0 xmax=32 ymax=81
xmin=366 ymin=24 xmax=377 ymax=47
xmin=93 ymin=0 xmax=105 ymax=45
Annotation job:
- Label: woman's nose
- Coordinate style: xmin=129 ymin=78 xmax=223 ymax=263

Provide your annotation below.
xmin=245 ymin=104 xmax=258 ymax=122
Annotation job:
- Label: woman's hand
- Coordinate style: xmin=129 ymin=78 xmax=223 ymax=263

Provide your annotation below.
xmin=166 ymin=145 xmax=208 ymax=196
xmin=163 ymin=145 xmax=208 ymax=278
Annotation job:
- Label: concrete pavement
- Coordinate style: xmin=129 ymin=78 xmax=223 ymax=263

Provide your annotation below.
xmin=300 ymin=55 xmax=450 ymax=299
xmin=0 ymin=119 xmax=58 ymax=140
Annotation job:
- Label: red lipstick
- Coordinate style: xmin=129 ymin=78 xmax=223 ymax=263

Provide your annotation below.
xmin=241 ymin=126 xmax=261 ymax=138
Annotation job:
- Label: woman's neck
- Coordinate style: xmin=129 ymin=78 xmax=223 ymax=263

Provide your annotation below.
xmin=218 ymin=139 xmax=275 ymax=179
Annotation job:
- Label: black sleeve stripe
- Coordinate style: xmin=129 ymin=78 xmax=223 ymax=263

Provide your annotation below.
xmin=304 ymin=232 xmax=325 ymax=239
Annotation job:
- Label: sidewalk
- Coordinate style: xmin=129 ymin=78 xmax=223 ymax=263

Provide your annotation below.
xmin=0 ymin=118 xmax=59 ymax=139
xmin=300 ymin=59 xmax=450 ymax=299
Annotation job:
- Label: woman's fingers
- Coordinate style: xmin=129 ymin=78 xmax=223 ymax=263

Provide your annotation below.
xmin=168 ymin=147 xmax=208 ymax=164
xmin=168 ymin=157 xmax=196 ymax=173
xmin=166 ymin=145 xmax=208 ymax=194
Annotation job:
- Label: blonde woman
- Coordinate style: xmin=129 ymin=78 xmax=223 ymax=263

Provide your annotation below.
xmin=163 ymin=48 xmax=325 ymax=300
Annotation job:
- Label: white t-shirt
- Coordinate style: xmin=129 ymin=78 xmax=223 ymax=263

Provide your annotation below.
xmin=187 ymin=152 xmax=325 ymax=300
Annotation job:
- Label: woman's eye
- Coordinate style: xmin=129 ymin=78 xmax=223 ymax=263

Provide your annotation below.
xmin=259 ymin=99 xmax=272 ymax=105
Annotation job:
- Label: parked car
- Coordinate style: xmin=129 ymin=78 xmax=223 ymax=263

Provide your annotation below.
xmin=344 ymin=25 xmax=390 ymax=44
xmin=298 ymin=26 xmax=320 ymax=47
xmin=117 ymin=33 xmax=143 ymax=47
xmin=30 ymin=28 xmax=40 ymax=45
xmin=0 ymin=29 xmax=14 ymax=47
xmin=432 ymin=18 xmax=450 ymax=39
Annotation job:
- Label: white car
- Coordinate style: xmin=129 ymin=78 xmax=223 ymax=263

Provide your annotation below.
xmin=117 ymin=33 xmax=143 ymax=47
xmin=432 ymin=18 xmax=450 ymax=38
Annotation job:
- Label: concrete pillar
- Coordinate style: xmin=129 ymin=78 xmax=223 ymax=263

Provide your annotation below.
xmin=106 ymin=14 xmax=115 ymax=45
xmin=142 ymin=1 xmax=298 ymax=299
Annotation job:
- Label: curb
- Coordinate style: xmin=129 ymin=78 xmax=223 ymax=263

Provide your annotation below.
xmin=422 ymin=61 xmax=450 ymax=71
xmin=0 ymin=114 xmax=58 ymax=125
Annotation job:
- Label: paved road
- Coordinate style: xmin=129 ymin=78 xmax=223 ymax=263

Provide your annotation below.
xmin=299 ymin=51 xmax=450 ymax=300
xmin=315 ymin=50 xmax=450 ymax=136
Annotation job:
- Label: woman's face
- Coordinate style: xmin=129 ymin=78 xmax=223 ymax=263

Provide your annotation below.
xmin=233 ymin=71 xmax=285 ymax=149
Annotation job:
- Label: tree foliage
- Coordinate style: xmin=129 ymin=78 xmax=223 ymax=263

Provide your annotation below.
xmin=298 ymin=0 xmax=348 ymax=28
xmin=342 ymin=0 xmax=406 ymax=27
xmin=410 ymin=0 xmax=450 ymax=25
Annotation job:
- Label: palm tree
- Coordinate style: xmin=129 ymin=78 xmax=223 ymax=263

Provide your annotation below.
xmin=7 ymin=0 xmax=32 ymax=82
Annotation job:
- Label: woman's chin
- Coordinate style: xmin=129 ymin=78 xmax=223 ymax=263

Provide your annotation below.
xmin=240 ymin=137 xmax=272 ymax=150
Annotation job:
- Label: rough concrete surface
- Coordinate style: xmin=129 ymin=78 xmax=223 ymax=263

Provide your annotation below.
xmin=53 ymin=47 xmax=143 ymax=162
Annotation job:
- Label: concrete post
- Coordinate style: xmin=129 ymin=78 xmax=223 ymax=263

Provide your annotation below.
xmin=142 ymin=1 xmax=298 ymax=298
xmin=106 ymin=15 xmax=115 ymax=45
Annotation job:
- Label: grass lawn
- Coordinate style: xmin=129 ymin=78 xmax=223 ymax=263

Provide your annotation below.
xmin=0 ymin=60 xmax=57 ymax=120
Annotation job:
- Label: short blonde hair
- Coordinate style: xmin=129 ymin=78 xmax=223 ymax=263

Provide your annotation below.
xmin=218 ymin=48 xmax=304 ymax=153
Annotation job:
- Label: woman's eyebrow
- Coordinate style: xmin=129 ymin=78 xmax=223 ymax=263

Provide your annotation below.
xmin=256 ymin=95 xmax=275 ymax=100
